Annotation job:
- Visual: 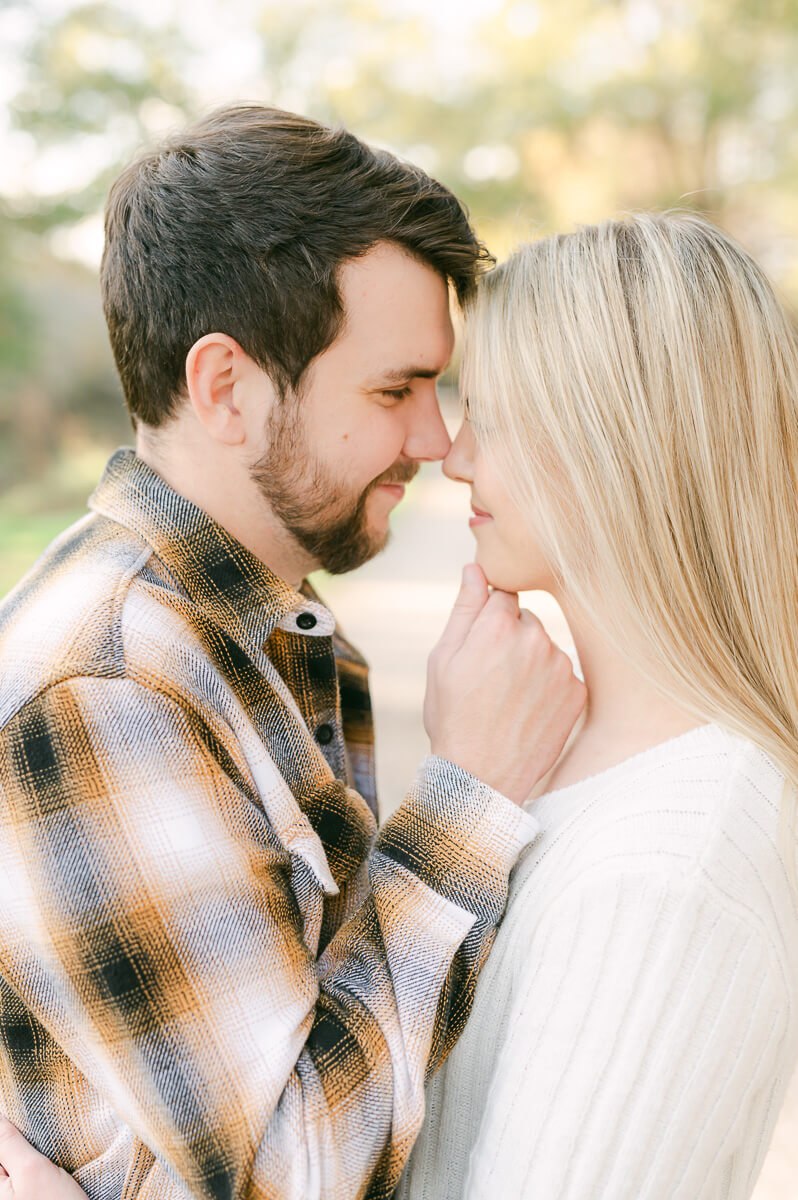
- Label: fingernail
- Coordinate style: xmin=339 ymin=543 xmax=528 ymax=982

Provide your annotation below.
xmin=462 ymin=564 xmax=479 ymax=585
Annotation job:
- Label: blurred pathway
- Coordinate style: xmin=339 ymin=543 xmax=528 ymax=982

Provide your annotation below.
xmin=318 ymin=458 xmax=798 ymax=1200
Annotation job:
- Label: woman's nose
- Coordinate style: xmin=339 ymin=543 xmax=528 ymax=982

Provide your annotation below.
xmin=442 ymin=419 xmax=475 ymax=483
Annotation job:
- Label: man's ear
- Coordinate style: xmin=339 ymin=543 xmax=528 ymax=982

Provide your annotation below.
xmin=184 ymin=333 xmax=251 ymax=446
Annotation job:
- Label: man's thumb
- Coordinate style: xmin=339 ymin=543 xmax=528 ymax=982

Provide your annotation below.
xmin=439 ymin=563 xmax=489 ymax=649
xmin=0 ymin=1115 xmax=41 ymax=1176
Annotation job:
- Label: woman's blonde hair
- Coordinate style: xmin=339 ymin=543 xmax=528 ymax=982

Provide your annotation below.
xmin=463 ymin=212 xmax=798 ymax=866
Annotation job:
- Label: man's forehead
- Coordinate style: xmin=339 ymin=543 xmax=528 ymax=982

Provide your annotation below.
xmin=330 ymin=245 xmax=456 ymax=377
xmin=339 ymin=246 xmax=451 ymax=320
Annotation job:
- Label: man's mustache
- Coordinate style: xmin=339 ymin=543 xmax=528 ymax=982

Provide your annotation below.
xmin=370 ymin=461 xmax=420 ymax=490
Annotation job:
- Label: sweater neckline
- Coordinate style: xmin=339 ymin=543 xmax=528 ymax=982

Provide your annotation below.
xmin=524 ymin=721 xmax=724 ymax=810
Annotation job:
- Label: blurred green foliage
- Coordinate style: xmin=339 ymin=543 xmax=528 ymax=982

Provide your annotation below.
xmin=1 ymin=0 xmax=798 ymax=589
xmin=10 ymin=3 xmax=190 ymax=230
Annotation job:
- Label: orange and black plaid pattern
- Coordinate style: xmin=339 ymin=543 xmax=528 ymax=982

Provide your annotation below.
xmin=0 ymin=449 xmax=538 ymax=1200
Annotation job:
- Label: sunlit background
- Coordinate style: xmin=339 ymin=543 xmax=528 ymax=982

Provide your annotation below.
xmin=1 ymin=0 xmax=797 ymax=1193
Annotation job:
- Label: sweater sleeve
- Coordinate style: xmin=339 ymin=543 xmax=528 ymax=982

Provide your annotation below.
xmin=463 ymin=870 xmax=791 ymax=1200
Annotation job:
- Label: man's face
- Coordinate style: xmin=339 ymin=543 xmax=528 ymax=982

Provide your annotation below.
xmin=250 ymin=242 xmax=455 ymax=574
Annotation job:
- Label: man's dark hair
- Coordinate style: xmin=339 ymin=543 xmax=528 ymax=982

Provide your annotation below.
xmin=101 ymin=104 xmax=491 ymax=426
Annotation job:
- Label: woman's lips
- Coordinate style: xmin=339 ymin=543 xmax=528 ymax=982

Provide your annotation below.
xmin=469 ymin=504 xmax=493 ymax=528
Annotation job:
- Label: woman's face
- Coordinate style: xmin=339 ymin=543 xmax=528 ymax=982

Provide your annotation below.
xmin=443 ymin=418 xmax=560 ymax=595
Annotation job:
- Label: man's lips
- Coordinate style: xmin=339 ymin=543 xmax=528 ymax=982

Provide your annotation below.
xmin=376 ymin=483 xmax=406 ymax=499
xmin=372 ymin=462 xmax=418 ymax=502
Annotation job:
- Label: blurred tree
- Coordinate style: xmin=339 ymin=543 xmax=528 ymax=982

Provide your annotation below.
xmin=6 ymin=0 xmax=798 ymax=263
xmin=253 ymin=0 xmax=798 ymax=263
xmin=486 ymin=0 xmax=798 ymax=239
xmin=1 ymin=2 xmax=191 ymax=487
xmin=2 ymin=0 xmax=798 ymax=496
xmin=0 ymin=213 xmax=33 ymax=380
xmin=0 ymin=205 xmax=38 ymax=482
xmin=9 ymin=1 xmax=191 ymax=230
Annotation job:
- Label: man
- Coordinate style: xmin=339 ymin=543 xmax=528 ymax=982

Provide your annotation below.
xmin=0 ymin=106 xmax=585 ymax=1199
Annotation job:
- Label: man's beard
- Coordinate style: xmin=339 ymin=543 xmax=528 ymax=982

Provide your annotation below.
xmin=250 ymin=402 xmax=419 ymax=575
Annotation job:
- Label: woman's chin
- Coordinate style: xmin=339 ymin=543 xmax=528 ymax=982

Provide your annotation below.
xmin=476 ymin=554 xmax=536 ymax=594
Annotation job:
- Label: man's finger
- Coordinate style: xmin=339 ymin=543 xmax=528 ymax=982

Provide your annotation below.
xmin=478 ymin=588 xmax=521 ymax=621
xmin=0 ymin=1114 xmax=38 ymax=1175
xmin=518 ymin=608 xmax=545 ymax=632
xmin=437 ymin=564 xmax=489 ymax=650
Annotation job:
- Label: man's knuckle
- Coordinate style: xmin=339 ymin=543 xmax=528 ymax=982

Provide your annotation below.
xmin=525 ymin=627 xmax=551 ymax=658
xmin=13 ymin=1163 xmax=37 ymax=1189
xmin=551 ymin=650 xmax=572 ymax=679
xmin=428 ymin=645 xmax=445 ymax=669
xmin=495 ymin=607 xmax=521 ymax=633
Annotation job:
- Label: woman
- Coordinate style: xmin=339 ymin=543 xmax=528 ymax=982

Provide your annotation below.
xmin=398 ymin=212 xmax=798 ymax=1199
xmin=3 ymin=212 xmax=798 ymax=1198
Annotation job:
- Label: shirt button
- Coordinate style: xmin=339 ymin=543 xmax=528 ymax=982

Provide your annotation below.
xmin=296 ymin=612 xmax=317 ymax=630
xmin=316 ymin=723 xmax=334 ymax=745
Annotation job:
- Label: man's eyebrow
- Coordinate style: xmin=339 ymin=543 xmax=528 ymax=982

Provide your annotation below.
xmin=365 ymin=366 xmax=445 ymax=388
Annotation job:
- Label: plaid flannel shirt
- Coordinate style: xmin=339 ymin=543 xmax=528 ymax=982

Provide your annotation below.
xmin=0 ymin=449 xmax=539 ymax=1200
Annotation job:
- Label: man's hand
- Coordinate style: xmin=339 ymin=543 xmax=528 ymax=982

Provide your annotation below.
xmin=0 ymin=1116 xmax=88 ymax=1200
xmin=424 ymin=564 xmax=587 ymax=806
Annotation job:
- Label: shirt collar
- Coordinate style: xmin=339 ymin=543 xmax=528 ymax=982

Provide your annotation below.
xmin=89 ymin=448 xmax=334 ymax=655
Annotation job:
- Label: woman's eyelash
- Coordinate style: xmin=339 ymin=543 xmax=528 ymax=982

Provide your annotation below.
xmin=382 ymin=386 xmax=412 ymax=401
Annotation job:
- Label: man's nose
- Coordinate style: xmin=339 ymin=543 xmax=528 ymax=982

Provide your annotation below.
xmin=402 ymin=391 xmax=452 ymax=463
xmin=442 ymin=419 xmax=475 ymax=483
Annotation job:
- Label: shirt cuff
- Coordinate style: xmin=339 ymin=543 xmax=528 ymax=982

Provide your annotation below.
xmin=374 ymin=754 xmax=540 ymax=922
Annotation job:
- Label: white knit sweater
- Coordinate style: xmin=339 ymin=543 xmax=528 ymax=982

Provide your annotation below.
xmin=398 ymin=724 xmax=798 ymax=1200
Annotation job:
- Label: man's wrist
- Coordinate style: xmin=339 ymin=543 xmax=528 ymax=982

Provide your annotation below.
xmin=428 ymin=744 xmax=528 ymax=806
xmin=375 ymin=754 xmax=540 ymax=921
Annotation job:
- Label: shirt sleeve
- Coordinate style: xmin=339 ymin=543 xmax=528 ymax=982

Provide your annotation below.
xmin=0 ymin=676 xmax=538 ymax=1200
xmin=462 ymin=870 xmax=791 ymax=1200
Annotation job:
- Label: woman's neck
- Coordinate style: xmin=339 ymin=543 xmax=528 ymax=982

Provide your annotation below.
xmin=528 ymin=595 xmax=706 ymax=801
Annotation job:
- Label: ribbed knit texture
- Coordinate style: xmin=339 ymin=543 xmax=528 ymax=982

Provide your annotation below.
xmin=398 ymin=724 xmax=798 ymax=1200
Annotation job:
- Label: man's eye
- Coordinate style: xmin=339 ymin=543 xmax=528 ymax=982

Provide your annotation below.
xmin=382 ymin=386 xmax=412 ymax=402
